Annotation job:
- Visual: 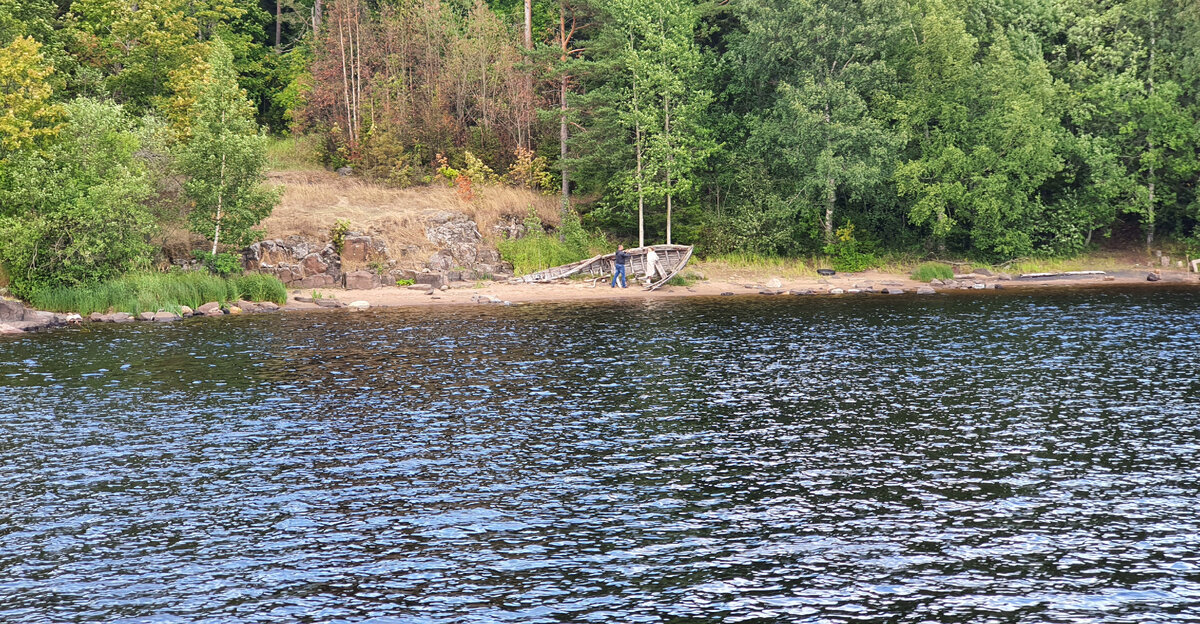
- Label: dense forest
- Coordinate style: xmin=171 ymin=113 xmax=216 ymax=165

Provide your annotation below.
xmin=2 ymin=0 xmax=1200 ymax=297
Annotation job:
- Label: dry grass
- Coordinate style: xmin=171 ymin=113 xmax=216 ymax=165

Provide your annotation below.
xmin=261 ymin=170 xmax=558 ymax=268
xmin=693 ymin=253 xmax=821 ymax=281
xmin=1004 ymin=254 xmax=1138 ymax=275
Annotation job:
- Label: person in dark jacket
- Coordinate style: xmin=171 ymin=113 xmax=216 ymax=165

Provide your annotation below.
xmin=611 ymin=244 xmax=630 ymax=288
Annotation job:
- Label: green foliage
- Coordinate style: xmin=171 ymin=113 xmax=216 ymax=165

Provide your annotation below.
xmin=822 ymin=223 xmax=877 ymax=272
xmin=463 ymin=151 xmax=499 ymax=184
xmin=233 ymin=271 xmax=286 ymax=303
xmin=507 ymin=147 xmax=553 ymax=191
xmin=179 ymin=38 xmax=279 ymax=253
xmin=911 ymin=262 xmax=954 ymax=282
xmin=330 ymin=219 xmax=351 ymax=254
xmin=395 ymin=278 xmax=415 ymax=286
xmin=0 ymin=98 xmax=157 ymax=299
xmin=265 ymin=134 xmax=321 ymax=171
xmin=29 ymin=270 xmax=285 ymax=316
xmin=0 ymin=36 xmax=63 ymax=155
xmin=497 ymin=210 xmax=610 ymax=275
xmin=193 ymin=250 xmax=243 ymax=277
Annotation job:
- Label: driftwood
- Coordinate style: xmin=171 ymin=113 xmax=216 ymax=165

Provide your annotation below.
xmin=1018 ymin=270 xmax=1107 ymax=279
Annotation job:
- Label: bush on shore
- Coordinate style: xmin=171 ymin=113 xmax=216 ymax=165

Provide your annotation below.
xmin=910 ymin=262 xmax=955 ymax=282
xmin=498 ymin=210 xmax=609 ymax=275
xmin=29 ymin=271 xmax=287 ymax=316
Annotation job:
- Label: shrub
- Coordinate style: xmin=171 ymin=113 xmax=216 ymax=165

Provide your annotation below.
xmin=194 ymin=250 xmax=243 ymax=277
xmin=911 ymin=262 xmax=954 ymax=282
xmin=497 ymin=209 xmax=610 ymax=275
xmin=0 ymin=98 xmax=156 ymax=299
xmin=330 ymin=219 xmax=351 ymax=254
xmin=506 ymin=146 xmax=552 ymax=191
xmin=823 ymin=223 xmax=878 ymax=273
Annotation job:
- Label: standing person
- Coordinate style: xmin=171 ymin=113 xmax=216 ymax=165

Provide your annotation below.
xmin=611 ymin=244 xmax=630 ymax=288
xmin=644 ymin=247 xmax=660 ymax=282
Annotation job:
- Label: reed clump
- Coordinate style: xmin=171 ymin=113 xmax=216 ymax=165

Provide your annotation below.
xmin=30 ymin=272 xmax=287 ymax=316
xmin=910 ymin=262 xmax=954 ymax=282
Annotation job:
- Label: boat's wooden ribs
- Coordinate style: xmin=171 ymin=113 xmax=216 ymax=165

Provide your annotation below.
xmin=517 ymin=245 xmax=695 ymax=291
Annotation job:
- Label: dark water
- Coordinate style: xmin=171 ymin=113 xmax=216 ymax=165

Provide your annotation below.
xmin=2 ymin=287 xmax=1200 ymax=623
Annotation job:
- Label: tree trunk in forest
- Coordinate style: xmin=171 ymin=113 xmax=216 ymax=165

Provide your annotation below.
xmin=275 ymin=0 xmax=282 ymax=51
xmin=560 ymin=75 xmax=569 ymax=218
xmin=312 ymin=0 xmax=322 ymax=34
xmin=339 ymin=17 xmax=353 ymax=145
xmin=559 ymin=4 xmax=570 ymax=220
xmin=523 ymin=0 xmax=532 ymax=150
xmin=1145 ymin=20 xmax=1156 ymax=248
xmin=212 ymin=109 xmax=227 ymax=255
xmin=633 ymin=49 xmax=644 ymax=248
xmin=1147 ymin=179 xmax=1155 ymax=247
xmin=825 ymin=177 xmax=835 ymax=245
xmin=823 ymin=102 xmax=834 ymax=245
xmin=664 ymin=93 xmax=672 ymax=246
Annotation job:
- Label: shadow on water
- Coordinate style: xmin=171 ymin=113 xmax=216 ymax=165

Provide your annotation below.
xmin=1 ymin=286 xmax=1199 ymax=623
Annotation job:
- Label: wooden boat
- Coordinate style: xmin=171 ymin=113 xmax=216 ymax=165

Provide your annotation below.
xmin=518 ymin=244 xmax=694 ymax=291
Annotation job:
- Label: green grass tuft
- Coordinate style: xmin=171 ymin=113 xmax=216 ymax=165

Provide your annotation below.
xmin=911 ymin=262 xmax=954 ymax=282
xmin=497 ymin=212 xmax=609 ymax=275
xmin=29 ymin=271 xmax=287 ymax=316
xmin=265 ymin=134 xmax=322 ymax=171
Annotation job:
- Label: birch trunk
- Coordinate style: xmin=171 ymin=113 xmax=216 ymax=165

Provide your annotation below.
xmin=664 ymin=94 xmax=672 ymax=246
xmin=559 ymin=4 xmax=569 ymax=218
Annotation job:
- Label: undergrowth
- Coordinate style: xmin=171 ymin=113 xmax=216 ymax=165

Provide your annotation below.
xmin=498 ymin=209 xmax=609 ymax=275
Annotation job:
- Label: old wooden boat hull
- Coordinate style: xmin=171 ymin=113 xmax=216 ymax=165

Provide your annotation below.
xmin=518 ymin=244 xmax=694 ymax=291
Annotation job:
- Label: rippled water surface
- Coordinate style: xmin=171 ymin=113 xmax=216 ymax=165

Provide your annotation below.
xmin=3 ymin=287 xmax=1200 ymax=623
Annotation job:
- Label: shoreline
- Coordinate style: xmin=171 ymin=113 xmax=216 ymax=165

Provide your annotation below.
xmin=280 ymin=268 xmax=1200 ymax=311
xmin=3 ymin=268 xmax=1198 ymax=335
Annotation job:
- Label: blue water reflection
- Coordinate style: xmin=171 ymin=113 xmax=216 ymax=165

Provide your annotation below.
xmin=2 ymin=287 xmax=1199 ymax=622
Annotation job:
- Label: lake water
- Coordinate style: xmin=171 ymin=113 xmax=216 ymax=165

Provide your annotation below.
xmin=2 ymin=287 xmax=1200 ymax=623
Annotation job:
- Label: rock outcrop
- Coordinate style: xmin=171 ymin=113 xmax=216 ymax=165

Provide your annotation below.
xmin=422 ymin=211 xmax=512 ymax=279
xmin=244 ymin=236 xmax=344 ymax=289
xmin=0 ymin=300 xmax=68 ymax=333
xmin=243 ymin=210 xmax=515 ymax=291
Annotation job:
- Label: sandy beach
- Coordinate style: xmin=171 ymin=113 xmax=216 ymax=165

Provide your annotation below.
xmin=282 ymin=267 xmax=1200 ymax=310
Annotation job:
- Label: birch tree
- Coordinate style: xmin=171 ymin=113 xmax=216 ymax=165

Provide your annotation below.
xmin=180 ymin=39 xmax=279 ymax=255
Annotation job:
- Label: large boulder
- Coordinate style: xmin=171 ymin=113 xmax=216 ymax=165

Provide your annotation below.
xmin=301 ymin=253 xmax=328 ymax=275
xmin=296 ymin=274 xmax=335 ymax=289
xmin=245 ymin=237 xmax=342 ymax=287
xmin=344 ymin=270 xmax=379 ymax=290
xmin=0 ymin=300 xmax=26 ymax=322
xmin=414 ymin=272 xmax=447 ymax=290
xmin=425 ymin=211 xmax=483 ymax=267
xmin=426 ymin=249 xmax=455 ymax=272
xmin=341 ymin=235 xmax=389 ymax=264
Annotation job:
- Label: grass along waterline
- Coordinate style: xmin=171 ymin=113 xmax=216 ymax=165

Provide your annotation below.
xmin=30 ymin=272 xmax=287 ymax=316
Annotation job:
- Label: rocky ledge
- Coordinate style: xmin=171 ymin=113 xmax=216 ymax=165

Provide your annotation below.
xmin=0 ymin=298 xmax=282 ymax=334
xmin=243 ymin=211 xmax=516 ymax=292
xmin=0 ymin=300 xmax=78 ymax=334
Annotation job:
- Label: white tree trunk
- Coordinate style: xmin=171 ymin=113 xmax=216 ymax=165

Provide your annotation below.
xmin=212 ymin=150 xmax=226 ymax=255
xmin=664 ymin=94 xmax=672 ymax=245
